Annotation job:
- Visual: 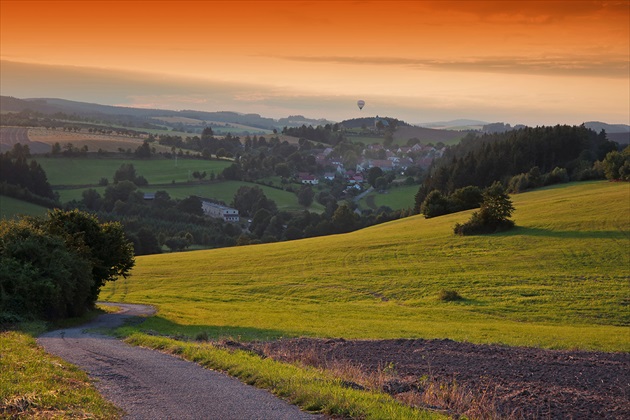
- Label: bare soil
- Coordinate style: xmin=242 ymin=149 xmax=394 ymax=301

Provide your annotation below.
xmin=244 ymin=338 xmax=629 ymax=419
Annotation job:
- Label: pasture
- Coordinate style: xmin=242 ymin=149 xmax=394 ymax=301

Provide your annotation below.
xmin=104 ymin=181 xmax=630 ymax=352
xmin=35 ymin=157 xmax=232 ymax=187
xmin=357 ymin=184 xmax=417 ymax=211
xmin=0 ymin=196 xmax=49 ymax=219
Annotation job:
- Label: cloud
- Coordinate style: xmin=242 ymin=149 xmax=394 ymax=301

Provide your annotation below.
xmin=274 ymin=54 xmax=629 ymax=78
xmin=423 ymin=1 xmax=630 ymax=23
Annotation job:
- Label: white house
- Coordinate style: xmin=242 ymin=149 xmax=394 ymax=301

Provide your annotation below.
xmin=201 ymin=201 xmax=240 ymax=222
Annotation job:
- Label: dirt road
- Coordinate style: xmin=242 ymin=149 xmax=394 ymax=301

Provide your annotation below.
xmin=38 ymin=303 xmax=318 ymax=420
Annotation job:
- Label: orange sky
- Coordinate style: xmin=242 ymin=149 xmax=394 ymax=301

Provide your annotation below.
xmin=1 ymin=1 xmax=629 ymax=124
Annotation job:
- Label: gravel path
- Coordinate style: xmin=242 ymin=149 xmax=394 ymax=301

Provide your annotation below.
xmin=38 ymin=303 xmax=318 ymax=420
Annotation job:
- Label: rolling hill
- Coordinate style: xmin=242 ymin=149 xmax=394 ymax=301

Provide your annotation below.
xmin=103 ymin=181 xmax=630 ymax=352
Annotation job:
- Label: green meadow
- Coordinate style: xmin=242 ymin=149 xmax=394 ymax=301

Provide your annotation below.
xmin=105 ymin=181 xmax=630 ymax=352
xmin=35 ymin=157 xmax=232 ymax=186
xmin=0 ymin=196 xmax=49 ymax=219
xmin=357 ymin=184 xmax=418 ymax=211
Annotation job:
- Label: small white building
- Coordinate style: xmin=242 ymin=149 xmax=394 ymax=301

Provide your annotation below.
xmin=201 ymin=201 xmax=240 ymax=222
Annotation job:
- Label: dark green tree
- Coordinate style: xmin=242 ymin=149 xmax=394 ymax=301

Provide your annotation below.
xmin=297 ymin=185 xmax=314 ymax=207
xmin=367 ymin=167 xmax=384 ymax=188
xmin=454 ymin=182 xmax=515 ymax=235
xmin=113 ymin=163 xmax=137 ymax=184
xmin=421 ymin=190 xmax=449 ymax=218
xmin=43 ymin=209 xmax=135 ymax=304
xmin=0 ymin=210 xmax=134 ymax=320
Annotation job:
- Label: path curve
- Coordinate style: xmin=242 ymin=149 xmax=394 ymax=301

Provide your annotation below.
xmin=38 ymin=303 xmax=319 ymax=419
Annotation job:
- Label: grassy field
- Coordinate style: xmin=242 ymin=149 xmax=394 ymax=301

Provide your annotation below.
xmin=357 ymin=184 xmax=418 ymax=211
xmin=35 ymin=157 xmax=233 ymax=187
xmin=0 ymin=196 xmax=49 ymax=219
xmin=104 ymin=181 xmax=630 ymax=352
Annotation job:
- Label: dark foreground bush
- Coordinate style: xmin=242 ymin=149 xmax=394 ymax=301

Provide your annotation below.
xmin=0 ymin=210 xmax=134 ymax=321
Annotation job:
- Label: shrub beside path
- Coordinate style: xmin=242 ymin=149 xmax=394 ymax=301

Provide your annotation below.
xmin=38 ymin=303 xmax=319 ymax=420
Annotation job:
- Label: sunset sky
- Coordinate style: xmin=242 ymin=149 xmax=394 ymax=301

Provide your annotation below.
xmin=1 ymin=0 xmax=629 ymax=125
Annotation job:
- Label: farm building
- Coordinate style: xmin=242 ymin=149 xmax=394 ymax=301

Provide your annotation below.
xmin=201 ymin=201 xmax=240 ymax=222
xmin=299 ymin=173 xmax=319 ymax=185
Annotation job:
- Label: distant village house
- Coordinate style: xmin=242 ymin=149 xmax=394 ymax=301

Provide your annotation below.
xmin=201 ymin=200 xmax=240 ymax=222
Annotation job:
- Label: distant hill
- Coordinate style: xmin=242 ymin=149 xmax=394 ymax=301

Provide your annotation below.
xmin=0 ymin=96 xmax=335 ymax=133
xmin=339 ymin=116 xmax=412 ymax=129
xmin=393 ymin=125 xmax=468 ymax=145
xmin=416 ymin=119 xmax=488 ymax=130
xmin=584 ymin=121 xmax=629 ymax=146
xmin=583 ymin=121 xmax=630 ymax=133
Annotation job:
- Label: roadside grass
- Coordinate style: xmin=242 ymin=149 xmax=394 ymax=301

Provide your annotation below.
xmin=0 ymin=195 xmax=49 ymax=219
xmin=0 ymin=312 xmax=122 ymax=419
xmin=124 ymin=333 xmax=444 ymax=420
xmin=104 ymin=181 xmax=630 ymax=352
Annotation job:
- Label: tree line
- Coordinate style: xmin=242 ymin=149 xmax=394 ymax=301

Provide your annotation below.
xmin=415 ymin=125 xmax=623 ymax=216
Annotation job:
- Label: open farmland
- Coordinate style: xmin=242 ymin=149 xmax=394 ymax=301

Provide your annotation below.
xmin=0 ymin=127 xmax=52 ymax=154
xmin=27 ymin=127 xmax=174 ymax=153
xmin=34 ymin=157 xmax=233 ymax=187
xmin=104 ymin=181 xmax=630 ymax=351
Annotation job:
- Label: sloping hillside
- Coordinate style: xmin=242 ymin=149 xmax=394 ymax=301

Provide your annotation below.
xmin=394 ymin=125 xmax=467 ymax=144
xmin=103 ymin=181 xmax=630 ymax=351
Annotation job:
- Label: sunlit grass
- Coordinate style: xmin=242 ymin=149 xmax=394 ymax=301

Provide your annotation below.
xmin=1 ymin=320 xmax=122 ymax=419
xmin=105 ymin=181 xmax=630 ymax=351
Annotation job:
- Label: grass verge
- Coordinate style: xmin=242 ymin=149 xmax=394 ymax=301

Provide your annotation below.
xmin=0 ymin=318 xmax=122 ymax=419
xmin=125 ymin=332 xmax=446 ymax=420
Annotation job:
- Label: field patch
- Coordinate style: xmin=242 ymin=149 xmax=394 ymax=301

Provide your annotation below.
xmin=0 ymin=195 xmax=49 ymax=219
xmin=34 ymin=157 xmax=232 ymax=187
xmin=28 ymin=127 xmax=173 ymax=153
xmin=357 ymin=185 xmax=418 ymax=211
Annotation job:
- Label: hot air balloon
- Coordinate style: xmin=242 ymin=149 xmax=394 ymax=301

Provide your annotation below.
xmin=357 ymin=100 xmax=365 ymax=110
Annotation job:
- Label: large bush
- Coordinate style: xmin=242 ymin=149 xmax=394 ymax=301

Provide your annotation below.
xmin=454 ymin=182 xmax=515 ymax=235
xmin=0 ymin=210 xmax=134 ymax=321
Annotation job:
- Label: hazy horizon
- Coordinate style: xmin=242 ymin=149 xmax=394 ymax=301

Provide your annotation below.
xmin=1 ymin=1 xmax=629 ymax=126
